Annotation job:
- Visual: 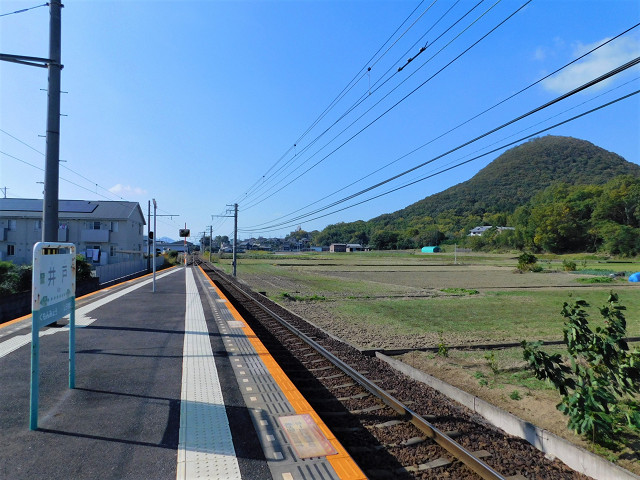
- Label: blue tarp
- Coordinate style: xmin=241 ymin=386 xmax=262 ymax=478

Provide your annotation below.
xmin=630 ymin=272 xmax=640 ymax=282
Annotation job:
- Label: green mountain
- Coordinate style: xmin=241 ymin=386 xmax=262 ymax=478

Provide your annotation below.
xmin=372 ymin=135 xmax=640 ymax=225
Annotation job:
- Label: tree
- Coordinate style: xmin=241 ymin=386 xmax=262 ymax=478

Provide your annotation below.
xmin=522 ymin=294 xmax=640 ymax=445
xmin=370 ymin=230 xmax=399 ymax=250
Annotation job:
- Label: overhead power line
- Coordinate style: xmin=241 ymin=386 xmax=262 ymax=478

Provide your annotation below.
xmin=247 ymin=28 xmax=640 ymax=231
xmin=240 ymin=57 xmax=639 ymax=232
xmin=241 ymin=0 xmax=486 ymax=208
xmin=0 ymin=3 xmax=47 ymax=18
xmin=233 ymin=0 xmax=431 ymax=204
xmin=239 ymin=89 xmax=639 ymax=234
xmin=241 ymin=0 xmax=529 ymax=211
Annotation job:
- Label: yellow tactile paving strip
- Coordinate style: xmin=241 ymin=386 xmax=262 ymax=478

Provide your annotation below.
xmin=198 ymin=267 xmax=367 ymax=480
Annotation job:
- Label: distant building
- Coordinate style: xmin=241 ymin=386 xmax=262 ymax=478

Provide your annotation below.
xmin=468 ymin=226 xmax=515 ymax=236
xmin=0 ymin=198 xmax=145 ymax=265
xmin=330 ymin=243 xmax=347 ymax=253
xmin=346 ymin=243 xmax=366 ymax=252
xmin=159 ymin=240 xmax=194 ymax=253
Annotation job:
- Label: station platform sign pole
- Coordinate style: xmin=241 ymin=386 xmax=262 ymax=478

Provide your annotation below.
xmin=30 ymin=242 xmax=76 ymax=430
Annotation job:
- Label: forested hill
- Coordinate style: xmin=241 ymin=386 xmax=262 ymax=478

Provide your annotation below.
xmin=373 ymin=135 xmax=640 ymax=225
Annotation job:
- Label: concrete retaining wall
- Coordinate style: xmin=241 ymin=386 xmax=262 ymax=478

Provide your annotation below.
xmin=376 ymin=352 xmax=640 ymax=480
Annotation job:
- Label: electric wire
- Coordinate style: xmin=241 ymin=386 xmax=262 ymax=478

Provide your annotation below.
xmin=240 ymin=57 xmax=639 ymax=231
xmin=239 ymin=89 xmax=639 ymax=234
xmin=0 ymin=3 xmax=47 ymax=18
xmin=241 ymin=0 xmax=526 ymax=211
xmin=0 ymin=138 xmax=181 ymax=230
xmin=234 ymin=0 xmax=429 ymax=203
xmin=0 ymin=128 xmax=134 ymax=203
xmin=239 ymin=0 xmax=487 ymax=206
xmin=241 ymin=0 xmax=483 ymax=207
xmin=242 ymin=24 xmax=640 ymax=229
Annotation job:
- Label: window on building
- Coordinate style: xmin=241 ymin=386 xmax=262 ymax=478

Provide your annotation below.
xmin=110 ymin=221 xmax=119 ymax=232
xmin=34 ymin=219 xmax=42 ymax=230
xmin=110 ymin=245 xmax=116 ymax=257
xmin=8 ymin=220 xmax=17 ymax=231
xmin=7 ymin=245 xmax=15 ymax=256
xmin=94 ymin=221 xmax=101 ymax=230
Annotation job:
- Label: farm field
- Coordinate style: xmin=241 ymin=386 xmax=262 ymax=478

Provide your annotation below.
xmin=219 ymin=251 xmax=639 ymax=349
xmin=214 ymin=250 xmax=640 ymax=473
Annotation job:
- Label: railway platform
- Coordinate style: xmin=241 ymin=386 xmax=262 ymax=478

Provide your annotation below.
xmin=0 ymin=266 xmax=365 ymax=480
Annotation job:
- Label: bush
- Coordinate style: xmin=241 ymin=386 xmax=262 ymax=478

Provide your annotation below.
xmin=562 ymin=260 xmax=577 ymax=271
xmin=75 ymin=256 xmax=93 ymax=282
xmin=0 ymin=262 xmax=31 ymax=295
xmin=522 ymin=293 xmax=640 ymax=446
xmin=517 ymin=252 xmax=541 ymax=272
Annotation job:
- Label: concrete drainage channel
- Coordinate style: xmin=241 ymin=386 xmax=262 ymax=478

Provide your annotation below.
xmin=377 ymin=352 xmax=640 ymax=480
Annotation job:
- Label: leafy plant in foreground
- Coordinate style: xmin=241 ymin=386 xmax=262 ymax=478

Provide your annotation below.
xmin=522 ymin=293 xmax=640 ymax=445
xmin=437 ymin=332 xmax=449 ymax=357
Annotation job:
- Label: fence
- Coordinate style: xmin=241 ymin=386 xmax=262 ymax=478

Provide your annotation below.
xmin=94 ymin=257 xmax=164 ymax=284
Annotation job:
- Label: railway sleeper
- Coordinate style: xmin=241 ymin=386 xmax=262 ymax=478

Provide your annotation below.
xmin=349 ymin=404 xmax=387 ymax=414
xmin=328 ymin=381 xmax=356 ymax=389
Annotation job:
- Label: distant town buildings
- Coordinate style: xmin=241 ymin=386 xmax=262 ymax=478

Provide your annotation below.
xmin=0 ymin=198 xmax=145 ymax=266
xmin=468 ymin=226 xmax=515 ymax=236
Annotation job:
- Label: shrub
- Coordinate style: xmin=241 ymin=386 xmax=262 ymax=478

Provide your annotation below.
xmin=0 ymin=262 xmax=32 ymax=295
xmin=522 ymin=293 xmax=640 ymax=445
xmin=562 ymin=260 xmax=577 ymax=271
xmin=517 ymin=252 xmax=540 ymax=272
xmin=576 ymin=277 xmax=613 ymax=284
xmin=75 ymin=256 xmax=93 ymax=282
xmin=437 ymin=332 xmax=449 ymax=357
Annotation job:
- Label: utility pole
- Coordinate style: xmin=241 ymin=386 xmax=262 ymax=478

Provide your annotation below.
xmin=233 ymin=203 xmax=238 ymax=277
xmin=152 ymin=199 xmax=157 ymax=292
xmin=212 ymin=203 xmax=239 ymax=276
xmin=209 ymin=225 xmax=213 ymax=262
xmin=0 ymin=3 xmax=63 ymax=241
xmin=147 ymin=200 xmax=151 ymax=271
xmin=43 ymin=1 xmax=63 ymax=242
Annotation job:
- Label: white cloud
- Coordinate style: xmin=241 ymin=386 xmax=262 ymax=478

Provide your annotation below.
xmin=108 ymin=183 xmax=148 ymax=196
xmin=542 ymin=36 xmax=640 ymax=94
xmin=533 ymin=46 xmax=546 ymax=61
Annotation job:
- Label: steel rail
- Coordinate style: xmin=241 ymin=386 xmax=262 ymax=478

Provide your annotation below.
xmin=204 ymin=263 xmax=507 ymax=480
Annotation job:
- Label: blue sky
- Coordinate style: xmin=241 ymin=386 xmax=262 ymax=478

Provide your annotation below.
xmin=1 ymin=0 xmax=639 ymax=242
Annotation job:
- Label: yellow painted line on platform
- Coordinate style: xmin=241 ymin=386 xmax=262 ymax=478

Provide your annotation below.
xmin=0 ymin=266 xmax=178 ymax=330
xmin=198 ymin=266 xmax=367 ymax=480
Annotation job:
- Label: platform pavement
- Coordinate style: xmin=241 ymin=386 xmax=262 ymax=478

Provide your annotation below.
xmin=0 ymin=266 xmax=364 ymax=480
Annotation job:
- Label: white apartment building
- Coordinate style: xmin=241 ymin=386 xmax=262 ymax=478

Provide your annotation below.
xmin=0 ymin=198 xmax=146 ymax=266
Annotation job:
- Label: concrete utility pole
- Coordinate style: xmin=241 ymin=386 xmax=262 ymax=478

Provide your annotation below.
xmin=209 ymin=225 xmax=213 ymax=262
xmin=0 ymin=3 xmax=62 ymax=240
xmin=43 ymin=1 xmax=63 ymax=242
xmin=233 ymin=203 xmax=238 ymax=277
xmin=212 ymin=204 xmax=239 ymax=276
xmin=152 ymin=199 xmax=157 ymax=293
xmin=147 ymin=200 xmax=151 ymax=271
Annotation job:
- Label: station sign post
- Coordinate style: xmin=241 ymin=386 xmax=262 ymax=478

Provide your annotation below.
xmin=30 ymin=242 xmax=76 ymax=430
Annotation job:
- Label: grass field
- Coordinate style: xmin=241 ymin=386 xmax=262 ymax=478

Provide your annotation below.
xmin=218 ymin=250 xmax=640 ymax=346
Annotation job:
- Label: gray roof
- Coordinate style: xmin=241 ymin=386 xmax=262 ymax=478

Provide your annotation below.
xmin=0 ymin=198 xmax=145 ymax=224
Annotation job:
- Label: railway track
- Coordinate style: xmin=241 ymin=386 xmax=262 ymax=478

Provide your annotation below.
xmin=197 ymin=259 xmax=590 ymax=480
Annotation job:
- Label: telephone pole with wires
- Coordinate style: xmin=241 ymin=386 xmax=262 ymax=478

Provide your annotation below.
xmin=0 ymin=1 xmax=63 ymax=242
xmin=212 ymin=203 xmax=238 ymax=276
